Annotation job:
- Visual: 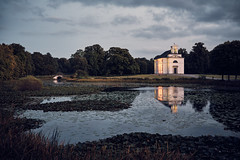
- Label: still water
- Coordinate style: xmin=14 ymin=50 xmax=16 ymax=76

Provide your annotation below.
xmin=19 ymin=86 xmax=240 ymax=144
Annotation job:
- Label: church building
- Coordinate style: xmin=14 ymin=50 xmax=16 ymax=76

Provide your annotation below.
xmin=154 ymin=44 xmax=184 ymax=74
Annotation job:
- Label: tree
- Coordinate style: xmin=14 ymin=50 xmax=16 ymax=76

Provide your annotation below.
xmin=69 ymin=57 xmax=88 ymax=74
xmin=186 ymin=42 xmax=210 ymax=74
xmin=32 ymin=52 xmax=45 ymax=75
xmin=9 ymin=43 xmax=34 ymax=77
xmin=106 ymin=47 xmax=139 ymax=75
xmin=0 ymin=44 xmax=17 ymax=80
xmin=179 ymin=48 xmax=190 ymax=73
xmin=135 ymin=58 xmax=154 ymax=74
xmin=178 ymin=48 xmax=188 ymax=58
xmin=147 ymin=58 xmax=154 ymax=74
xmin=32 ymin=52 xmax=58 ymax=75
xmin=210 ymin=40 xmax=240 ymax=80
xmin=83 ymin=44 xmax=106 ymax=76
xmin=135 ymin=58 xmax=148 ymax=74
xmin=57 ymin=58 xmax=71 ymax=73
xmin=44 ymin=53 xmax=58 ymax=75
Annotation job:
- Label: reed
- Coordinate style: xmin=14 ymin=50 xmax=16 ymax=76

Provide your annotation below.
xmin=0 ymin=111 xmax=77 ymax=160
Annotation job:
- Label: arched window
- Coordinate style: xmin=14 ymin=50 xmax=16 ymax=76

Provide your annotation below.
xmin=173 ymin=60 xmax=178 ymax=63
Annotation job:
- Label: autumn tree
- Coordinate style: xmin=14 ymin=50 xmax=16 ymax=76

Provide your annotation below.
xmin=9 ymin=43 xmax=34 ymax=77
xmin=0 ymin=44 xmax=17 ymax=80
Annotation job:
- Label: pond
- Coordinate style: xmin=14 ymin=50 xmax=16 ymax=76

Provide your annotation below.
xmin=19 ymin=86 xmax=240 ymax=144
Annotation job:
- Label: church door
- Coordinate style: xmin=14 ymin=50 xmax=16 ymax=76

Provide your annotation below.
xmin=174 ymin=67 xmax=178 ymax=74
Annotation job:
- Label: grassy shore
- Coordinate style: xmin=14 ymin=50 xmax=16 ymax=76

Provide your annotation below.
xmin=62 ymin=74 xmax=240 ymax=88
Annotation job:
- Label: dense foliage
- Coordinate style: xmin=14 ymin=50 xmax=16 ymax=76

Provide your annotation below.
xmin=210 ymin=41 xmax=240 ymax=80
xmin=0 ymin=41 xmax=240 ymax=80
xmin=0 ymin=44 xmax=34 ymax=80
xmin=183 ymin=42 xmax=210 ymax=74
xmin=180 ymin=41 xmax=240 ymax=80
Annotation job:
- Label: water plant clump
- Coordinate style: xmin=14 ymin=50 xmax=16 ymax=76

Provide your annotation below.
xmin=210 ymin=92 xmax=240 ymax=132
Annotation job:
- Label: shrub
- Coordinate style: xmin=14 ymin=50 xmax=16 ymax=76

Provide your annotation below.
xmin=199 ymin=75 xmax=206 ymax=80
xmin=74 ymin=70 xmax=88 ymax=79
xmin=16 ymin=76 xmax=43 ymax=91
xmin=161 ymin=78 xmax=171 ymax=80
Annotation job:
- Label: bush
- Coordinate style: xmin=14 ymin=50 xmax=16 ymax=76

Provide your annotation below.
xmin=161 ymin=78 xmax=171 ymax=80
xmin=16 ymin=76 xmax=43 ymax=91
xmin=74 ymin=70 xmax=88 ymax=79
xmin=199 ymin=75 xmax=206 ymax=80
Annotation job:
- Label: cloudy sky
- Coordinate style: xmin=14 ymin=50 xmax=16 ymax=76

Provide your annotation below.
xmin=1 ymin=0 xmax=240 ymax=59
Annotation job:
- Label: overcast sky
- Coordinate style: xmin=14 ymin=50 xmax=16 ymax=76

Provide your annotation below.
xmin=1 ymin=0 xmax=240 ymax=59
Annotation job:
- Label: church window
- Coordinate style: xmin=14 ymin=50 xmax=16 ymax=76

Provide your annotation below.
xmin=173 ymin=60 xmax=178 ymax=63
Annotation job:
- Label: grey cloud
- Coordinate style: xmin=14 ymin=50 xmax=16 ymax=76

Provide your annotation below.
xmin=31 ymin=6 xmax=45 ymax=17
xmin=77 ymin=17 xmax=105 ymax=28
xmin=20 ymin=30 xmax=78 ymax=36
xmin=22 ymin=16 xmax=73 ymax=25
xmin=3 ymin=0 xmax=240 ymax=25
xmin=43 ymin=17 xmax=72 ymax=24
xmin=133 ymin=25 xmax=190 ymax=39
xmin=194 ymin=25 xmax=240 ymax=40
xmin=48 ymin=30 xmax=79 ymax=36
xmin=48 ymin=0 xmax=193 ymax=9
xmin=133 ymin=48 xmax=162 ymax=59
xmin=190 ymin=0 xmax=240 ymax=24
xmin=111 ymin=15 xmax=139 ymax=25
xmin=49 ymin=0 xmax=240 ymax=25
xmin=0 ymin=26 xmax=5 ymax=31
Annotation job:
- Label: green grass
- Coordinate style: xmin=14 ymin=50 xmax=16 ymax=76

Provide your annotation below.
xmin=108 ymin=74 xmax=191 ymax=80
xmin=204 ymin=74 xmax=240 ymax=80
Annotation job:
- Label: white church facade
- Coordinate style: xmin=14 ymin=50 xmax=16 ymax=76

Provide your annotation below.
xmin=154 ymin=44 xmax=184 ymax=74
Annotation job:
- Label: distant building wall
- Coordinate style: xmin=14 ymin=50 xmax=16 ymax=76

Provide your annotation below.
xmin=154 ymin=57 xmax=184 ymax=74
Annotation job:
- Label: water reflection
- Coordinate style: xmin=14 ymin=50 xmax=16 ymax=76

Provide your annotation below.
xmin=155 ymin=86 xmax=184 ymax=113
xmin=53 ymin=79 xmax=63 ymax=84
xmin=20 ymin=86 xmax=240 ymax=144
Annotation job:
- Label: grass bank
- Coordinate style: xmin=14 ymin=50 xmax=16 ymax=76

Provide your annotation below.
xmin=64 ymin=74 xmax=240 ymax=87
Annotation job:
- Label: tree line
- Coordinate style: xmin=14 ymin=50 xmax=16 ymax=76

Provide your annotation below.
xmin=0 ymin=41 xmax=240 ymax=80
xmin=0 ymin=44 xmax=153 ymax=80
xmin=179 ymin=41 xmax=240 ymax=80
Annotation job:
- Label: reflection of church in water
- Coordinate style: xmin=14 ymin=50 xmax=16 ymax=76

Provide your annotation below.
xmin=154 ymin=86 xmax=184 ymax=113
